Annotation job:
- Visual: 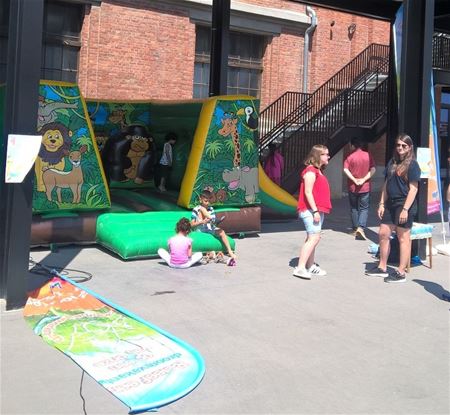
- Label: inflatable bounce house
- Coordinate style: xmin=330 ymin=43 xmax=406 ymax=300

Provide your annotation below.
xmin=1 ymin=81 xmax=296 ymax=259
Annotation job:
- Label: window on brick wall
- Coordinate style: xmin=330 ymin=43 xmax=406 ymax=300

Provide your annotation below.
xmin=193 ymin=25 xmax=266 ymax=98
xmin=42 ymin=1 xmax=83 ymax=82
xmin=0 ymin=0 xmax=83 ymax=83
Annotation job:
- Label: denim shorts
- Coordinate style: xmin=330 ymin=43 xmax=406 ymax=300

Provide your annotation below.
xmin=299 ymin=209 xmax=324 ymax=234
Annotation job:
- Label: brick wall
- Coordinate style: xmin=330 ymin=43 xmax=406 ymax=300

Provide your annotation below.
xmin=260 ymin=29 xmax=304 ymax=108
xmin=78 ymin=0 xmax=390 ymax=107
xmin=76 ymin=0 xmax=391 ymax=181
xmin=308 ymin=8 xmax=390 ymax=92
xmin=79 ymin=1 xmax=195 ymax=100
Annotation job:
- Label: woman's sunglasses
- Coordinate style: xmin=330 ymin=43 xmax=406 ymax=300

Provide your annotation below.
xmin=396 ymin=143 xmax=409 ymax=149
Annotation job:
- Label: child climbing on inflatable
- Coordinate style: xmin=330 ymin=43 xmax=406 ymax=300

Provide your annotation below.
xmin=157 ymin=218 xmax=203 ymax=268
xmin=191 ymin=190 xmax=237 ymax=262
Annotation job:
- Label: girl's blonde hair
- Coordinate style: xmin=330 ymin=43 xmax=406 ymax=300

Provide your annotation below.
xmin=390 ymin=133 xmax=415 ymax=180
xmin=304 ymin=144 xmax=328 ymax=170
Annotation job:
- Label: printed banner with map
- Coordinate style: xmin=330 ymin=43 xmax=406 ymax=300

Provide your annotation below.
xmin=24 ymin=276 xmax=205 ymax=413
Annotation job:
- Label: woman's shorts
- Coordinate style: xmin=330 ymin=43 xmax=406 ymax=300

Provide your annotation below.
xmin=299 ymin=209 xmax=324 ymax=234
xmin=381 ymin=199 xmax=417 ymax=229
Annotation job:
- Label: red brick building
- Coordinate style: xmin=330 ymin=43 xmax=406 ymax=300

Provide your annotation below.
xmin=77 ymin=0 xmax=390 ymax=109
xmin=0 ymin=0 xmax=392 ymax=194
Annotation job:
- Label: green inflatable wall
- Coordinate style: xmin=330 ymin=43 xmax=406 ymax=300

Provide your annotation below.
xmin=184 ymin=97 xmax=261 ymax=208
xmin=86 ymin=99 xmax=203 ymax=190
xmin=33 ymin=81 xmax=110 ymax=213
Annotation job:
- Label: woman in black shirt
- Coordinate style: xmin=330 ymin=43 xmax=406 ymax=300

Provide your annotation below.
xmin=366 ymin=133 xmax=420 ymax=283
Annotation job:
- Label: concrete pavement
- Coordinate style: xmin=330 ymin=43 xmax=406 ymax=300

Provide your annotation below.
xmin=1 ymin=197 xmax=449 ymax=415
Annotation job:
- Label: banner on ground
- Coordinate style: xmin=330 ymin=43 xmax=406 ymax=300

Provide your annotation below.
xmin=24 ymin=276 xmax=205 ymax=414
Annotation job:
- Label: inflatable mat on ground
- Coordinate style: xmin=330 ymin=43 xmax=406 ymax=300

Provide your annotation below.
xmin=24 ymin=275 xmax=205 ymax=413
xmin=30 ymin=202 xmax=135 ymax=246
xmin=97 ymin=211 xmax=236 ymax=260
xmin=111 ymin=188 xmax=261 ymax=234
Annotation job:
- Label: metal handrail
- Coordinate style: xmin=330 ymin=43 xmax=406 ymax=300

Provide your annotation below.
xmin=258 ymin=91 xmax=310 ymax=143
xmin=279 ymin=78 xmax=389 ymax=179
xmin=258 ymin=43 xmax=390 ymax=151
xmin=433 ymin=33 xmax=450 ymax=71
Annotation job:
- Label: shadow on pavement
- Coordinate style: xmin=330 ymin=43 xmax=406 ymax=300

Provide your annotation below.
xmin=28 ymin=245 xmax=90 ymax=292
xmin=413 ymin=279 xmax=450 ymax=302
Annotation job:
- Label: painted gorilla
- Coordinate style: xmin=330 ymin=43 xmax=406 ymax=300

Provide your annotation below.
xmin=101 ymin=124 xmax=156 ymax=184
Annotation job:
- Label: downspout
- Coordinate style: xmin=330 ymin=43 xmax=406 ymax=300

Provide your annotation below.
xmin=303 ymin=6 xmax=317 ymax=93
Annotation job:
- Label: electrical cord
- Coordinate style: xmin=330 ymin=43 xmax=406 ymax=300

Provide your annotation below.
xmin=29 ymin=256 xmax=93 ymax=283
xmin=80 ymin=370 xmax=88 ymax=415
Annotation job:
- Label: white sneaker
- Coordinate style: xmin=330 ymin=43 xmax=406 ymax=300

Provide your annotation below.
xmin=293 ymin=267 xmax=312 ymax=279
xmin=307 ymin=263 xmax=327 ymax=276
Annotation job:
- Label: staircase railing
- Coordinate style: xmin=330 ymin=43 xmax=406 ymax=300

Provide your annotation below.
xmin=433 ymin=33 xmax=450 ymax=71
xmin=280 ymin=78 xmax=389 ymax=178
xmin=258 ymin=43 xmax=390 ymax=151
xmin=258 ymin=91 xmax=310 ymax=141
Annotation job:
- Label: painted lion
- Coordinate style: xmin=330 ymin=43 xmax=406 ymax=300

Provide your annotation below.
xmin=35 ymin=122 xmax=72 ymax=192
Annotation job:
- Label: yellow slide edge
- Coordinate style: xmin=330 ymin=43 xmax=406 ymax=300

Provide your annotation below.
xmin=258 ymin=164 xmax=297 ymax=207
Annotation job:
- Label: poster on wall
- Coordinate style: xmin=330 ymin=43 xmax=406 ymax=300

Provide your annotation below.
xmin=417 ymin=147 xmax=432 ymax=179
xmin=5 ymin=134 xmax=42 ymax=183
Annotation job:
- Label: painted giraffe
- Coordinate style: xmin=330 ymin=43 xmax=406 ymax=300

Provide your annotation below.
xmin=218 ymin=112 xmax=259 ymax=203
xmin=218 ymin=113 xmax=241 ymax=167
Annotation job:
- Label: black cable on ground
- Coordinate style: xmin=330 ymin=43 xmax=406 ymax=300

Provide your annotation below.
xmin=80 ymin=370 xmax=88 ymax=415
xmin=29 ymin=257 xmax=93 ymax=283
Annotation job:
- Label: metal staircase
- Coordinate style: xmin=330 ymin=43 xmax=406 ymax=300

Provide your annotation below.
xmin=258 ymin=43 xmax=390 ymax=192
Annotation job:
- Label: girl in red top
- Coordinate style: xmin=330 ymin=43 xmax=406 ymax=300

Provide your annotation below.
xmin=294 ymin=145 xmax=332 ymax=279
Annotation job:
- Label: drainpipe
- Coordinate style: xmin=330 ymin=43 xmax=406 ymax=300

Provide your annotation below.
xmin=303 ymin=6 xmax=317 ymax=93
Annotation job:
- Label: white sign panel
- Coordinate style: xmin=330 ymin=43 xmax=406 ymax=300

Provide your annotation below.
xmin=416 ymin=147 xmax=431 ymax=179
xmin=5 ymin=134 xmax=42 ymax=183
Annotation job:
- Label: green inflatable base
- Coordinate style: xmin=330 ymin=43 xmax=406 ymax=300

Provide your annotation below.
xmin=97 ymin=211 xmax=235 ymax=260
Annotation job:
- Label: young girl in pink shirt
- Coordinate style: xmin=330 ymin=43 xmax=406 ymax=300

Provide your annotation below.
xmin=158 ymin=218 xmax=203 ymax=268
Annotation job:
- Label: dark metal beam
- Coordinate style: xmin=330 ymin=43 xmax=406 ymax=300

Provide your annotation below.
xmin=386 ymin=25 xmax=399 ymax=160
xmin=434 ymin=69 xmax=450 ymax=85
xmin=209 ymin=0 xmax=230 ymax=97
xmin=398 ymin=0 xmax=435 ymax=224
xmin=0 ymin=0 xmax=43 ymax=309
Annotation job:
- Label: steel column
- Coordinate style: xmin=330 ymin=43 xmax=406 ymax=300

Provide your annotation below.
xmin=209 ymin=0 xmax=230 ymax=97
xmin=0 ymin=0 xmax=44 ymax=309
xmin=398 ymin=0 xmax=435 ymax=225
xmin=386 ymin=21 xmax=399 ymax=159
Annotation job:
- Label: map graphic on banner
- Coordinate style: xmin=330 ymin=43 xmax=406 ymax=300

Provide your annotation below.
xmin=24 ymin=276 xmax=205 ymax=413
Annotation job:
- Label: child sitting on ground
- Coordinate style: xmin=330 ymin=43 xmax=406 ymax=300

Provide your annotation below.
xmin=190 ymin=190 xmax=237 ymax=260
xmin=157 ymin=218 xmax=203 ymax=268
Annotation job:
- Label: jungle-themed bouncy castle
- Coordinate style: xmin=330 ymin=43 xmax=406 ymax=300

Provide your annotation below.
xmin=0 ymin=80 xmax=296 ymax=258
xmin=26 ymin=81 xmax=291 ymax=259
